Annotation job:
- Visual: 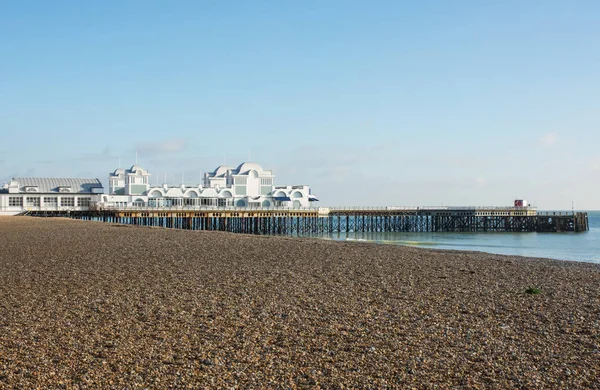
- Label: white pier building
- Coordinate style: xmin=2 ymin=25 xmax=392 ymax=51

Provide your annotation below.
xmin=0 ymin=161 xmax=318 ymax=215
xmin=0 ymin=178 xmax=104 ymax=216
xmin=101 ymin=162 xmax=318 ymax=209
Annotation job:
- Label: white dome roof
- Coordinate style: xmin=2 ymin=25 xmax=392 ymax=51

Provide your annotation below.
xmin=166 ymin=188 xmax=184 ymax=197
xmin=201 ymin=188 xmax=218 ymax=197
xmin=129 ymin=165 xmax=145 ymax=173
xmin=213 ymin=165 xmax=233 ymax=177
xmin=218 ymin=189 xmax=233 ymax=198
xmin=112 ymin=168 xmax=125 ymax=176
xmin=235 ymin=162 xmax=263 ymax=174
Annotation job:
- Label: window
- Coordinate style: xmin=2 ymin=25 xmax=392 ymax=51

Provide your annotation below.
xmin=260 ymin=178 xmax=272 ymax=186
xmin=77 ymin=198 xmax=91 ymax=207
xmin=201 ymin=198 xmax=214 ymax=206
xmin=61 ymin=197 xmax=75 ymax=207
xmin=129 ymin=175 xmax=145 ymax=185
xmin=59 ymin=187 xmax=71 ymax=193
xmin=9 ymin=197 xmax=23 ymax=207
xmin=235 ymin=177 xmax=247 ymax=185
xmin=43 ymin=197 xmax=58 ymax=206
xmin=235 ymin=186 xmax=246 ymax=195
xmin=26 ymin=187 xmax=38 ymax=192
xmin=26 ymin=197 xmax=40 ymax=206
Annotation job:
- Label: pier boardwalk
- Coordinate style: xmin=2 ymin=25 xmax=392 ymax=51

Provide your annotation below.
xmin=23 ymin=206 xmax=589 ymax=234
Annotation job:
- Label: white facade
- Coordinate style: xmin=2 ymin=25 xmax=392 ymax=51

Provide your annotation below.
xmin=0 ymin=162 xmax=319 ymax=214
xmin=100 ymin=162 xmax=318 ymax=209
xmin=0 ymin=178 xmax=104 ymax=216
xmin=102 ymin=165 xmax=152 ymax=207
xmin=108 ymin=165 xmax=150 ymax=196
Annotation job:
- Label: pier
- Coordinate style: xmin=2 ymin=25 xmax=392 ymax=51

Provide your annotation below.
xmin=22 ymin=206 xmax=589 ymax=234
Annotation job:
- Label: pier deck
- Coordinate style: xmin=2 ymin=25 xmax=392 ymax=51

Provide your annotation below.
xmin=23 ymin=207 xmax=589 ymax=234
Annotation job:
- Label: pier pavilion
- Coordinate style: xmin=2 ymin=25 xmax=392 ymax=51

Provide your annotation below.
xmin=101 ymin=162 xmax=318 ymax=210
xmin=0 ymin=178 xmax=103 ymax=216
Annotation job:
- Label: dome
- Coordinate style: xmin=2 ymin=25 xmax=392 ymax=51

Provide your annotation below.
xmin=166 ymin=188 xmax=184 ymax=197
xmin=218 ymin=189 xmax=233 ymax=198
xmin=213 ymin=165 xmax=233 ymax=177
xmin=112 ymin=168 xmax=125 ymax=176
xmin=201 ymin=188 xmax=218 ymax=197
xmin=235 ymin=162 xmax=263 ymax=174
xmin=129 ymin=165 xmax=145 ymax=173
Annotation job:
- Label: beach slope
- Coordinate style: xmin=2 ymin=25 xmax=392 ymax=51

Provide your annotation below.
xmin=0 ymin=217 xmax=599 ymax=388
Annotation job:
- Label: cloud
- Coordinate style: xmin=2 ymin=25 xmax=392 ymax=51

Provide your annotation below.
xmin=316 ymin=165 xmax=359 ymax=181
xmin=0 ymin=172 xmax=16 ymax=184
xmin=135 ymin=138 xmax=187 ymax=155
xmin=34 ymin=159 xmax=61 ymax=164
xmin=538 ymin=132 xmax=558 ymax=146
xmin=148 ymin=156 xmax=210 ymax=167
xmin=3 ymin=169 xmax=36 ymax=180
xmin=78 ymin=147 xmax=117 ymax=162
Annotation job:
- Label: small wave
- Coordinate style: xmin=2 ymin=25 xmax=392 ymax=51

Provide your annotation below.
xmin=429 ymin=242 xmax=533 ymax=250
xmin=353 ymin=239 xmax=532 ymax=250
xmin=391 ymin=240 xmax=441 ymax=246
xmin=346 ymin=238 xmax=441 ymax=246
xmin=400 ymin=241 xmax=535 ymax=250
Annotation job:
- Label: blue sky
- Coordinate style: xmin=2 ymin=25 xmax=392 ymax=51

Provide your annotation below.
xmin=1 ymin=1 xmax=599 ymax=209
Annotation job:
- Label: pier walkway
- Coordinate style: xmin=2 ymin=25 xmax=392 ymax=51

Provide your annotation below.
xmin=24 ymin=206 xmax=590 ymax=234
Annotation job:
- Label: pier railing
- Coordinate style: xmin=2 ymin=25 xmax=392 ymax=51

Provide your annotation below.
xmin=327 ymin=206 xmax=538 ymax=211
xmin=97 ymin=205 xmax=319 ymax=212
xmin=93 ymin=205 xmax=539 ymax=213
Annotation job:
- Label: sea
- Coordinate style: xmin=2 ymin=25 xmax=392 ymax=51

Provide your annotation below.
xmin=326 ymin=211 xmax=600 ymax=264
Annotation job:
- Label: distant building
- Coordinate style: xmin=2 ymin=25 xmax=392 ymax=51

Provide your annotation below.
xmin=0 ymin=178 xmax=104 ymax=216
xmin=100 ymin=161 xmax=318 ymax=209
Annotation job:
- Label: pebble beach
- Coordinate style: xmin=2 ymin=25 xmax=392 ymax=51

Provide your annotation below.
xmin=1 ymin=217 xmax=599 ymax=388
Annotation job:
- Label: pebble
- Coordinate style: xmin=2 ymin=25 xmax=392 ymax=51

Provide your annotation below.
xmin=0 ymin=217 xmax=599 ymax=388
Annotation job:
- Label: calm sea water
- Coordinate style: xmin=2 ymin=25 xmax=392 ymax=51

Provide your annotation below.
xmin=325 ymin=211 xmax=600 ymax=264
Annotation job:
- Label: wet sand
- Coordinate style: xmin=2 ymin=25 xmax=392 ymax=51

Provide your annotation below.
xmin=0 ymin=217 xmax=599 ymax=388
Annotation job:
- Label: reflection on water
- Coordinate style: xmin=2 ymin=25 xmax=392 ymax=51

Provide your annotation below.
xmin=322 ymin=212 xmax=600 ymax=264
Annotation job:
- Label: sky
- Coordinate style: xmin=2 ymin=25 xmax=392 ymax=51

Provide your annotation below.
xmin=1 ymin=1 xmax=599 ymax=209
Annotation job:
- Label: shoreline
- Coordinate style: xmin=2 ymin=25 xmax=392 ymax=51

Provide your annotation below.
xmin=1 ymin=217 xmax=599 ymax=388
xmin=315 ymin=232 xmax=600 ymax=265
